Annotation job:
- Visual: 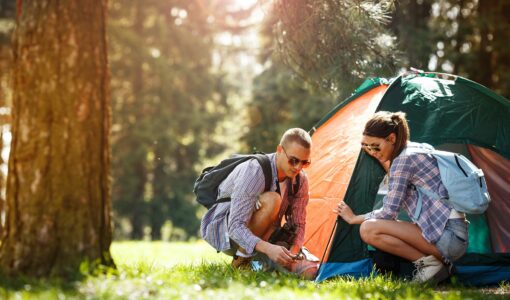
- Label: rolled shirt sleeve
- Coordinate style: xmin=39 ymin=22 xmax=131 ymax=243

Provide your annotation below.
xmin=365 ymin=155 xmax=416 ymax=221
xmin=226 ymin=159 xmax=265 ymax=255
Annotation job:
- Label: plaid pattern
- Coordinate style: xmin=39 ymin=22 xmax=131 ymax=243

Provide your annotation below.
xmin=365 ymin=142 xmax=451 ymax=243
xmin=200 ymin=153 xmax=309 ymax=255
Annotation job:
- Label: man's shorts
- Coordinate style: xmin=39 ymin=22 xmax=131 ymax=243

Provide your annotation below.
xmin=222 ymin=239 xmax=240 ymax=257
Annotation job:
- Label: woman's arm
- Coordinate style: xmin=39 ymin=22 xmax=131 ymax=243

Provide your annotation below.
xmin=333 ymin=201 xmax=366 ymax=225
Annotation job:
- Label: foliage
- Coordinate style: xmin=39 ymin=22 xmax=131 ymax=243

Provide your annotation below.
xmin=426 ymin=0 xmax=510 ymax=98
xmin=0 ymin=0 xmax=509 ymax=243
xmin=381 ymin=0 xmax=510 ymax=98
xmin=271 ymin=0 xmax=399 ymax=97
xmin=0 ymin=241 xmax=508 ymax=299
xmin=272 ymin=0 xmax=510 ymax=99
xmin=248 ymin=0 xmax=510 ymax=154
xmin=241 ymin=63 xmax=336 ymax=153
xmin=108 ymin=0 xmax=247 ymax=239
xmin=388 ymin=0 xmax=435 ymax=70
xmin=241 ymin=5 xmax=338 ymax=153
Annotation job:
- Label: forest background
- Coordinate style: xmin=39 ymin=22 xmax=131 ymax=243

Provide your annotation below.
xmin=0 ymin=0 xmax=508 ymax=244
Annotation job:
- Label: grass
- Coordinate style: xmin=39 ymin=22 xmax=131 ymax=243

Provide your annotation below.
xmin=0 ymin=241 xmax=509 ymax=299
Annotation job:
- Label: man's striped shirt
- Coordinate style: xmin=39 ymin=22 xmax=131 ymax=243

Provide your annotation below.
xmin=200 ymin=153 xmax=309 ymax=255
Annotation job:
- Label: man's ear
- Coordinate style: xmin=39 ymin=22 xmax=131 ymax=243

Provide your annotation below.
xmin=277 ymin=144 xmax=283 ymax=153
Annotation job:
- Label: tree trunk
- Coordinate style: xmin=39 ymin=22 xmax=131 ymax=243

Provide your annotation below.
xmin=0 ymin=129 xmax=4 ymax=236
xmin=0 ymin=0 xmax=113 ymax=277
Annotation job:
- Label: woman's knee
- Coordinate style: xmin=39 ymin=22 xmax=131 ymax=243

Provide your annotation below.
xmin=360 ymin=220 xmax=378 ymax=244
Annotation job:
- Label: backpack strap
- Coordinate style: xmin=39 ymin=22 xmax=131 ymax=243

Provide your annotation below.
xmin=282 ymin=174 xmax=301 ymax=227
xmin=216 ymin=153 xmax=272 ymax=204
xmin=253 ymin=153 xmax=272 ymax=193
xmin=290 ymin=174 xmax=300 ymax=197
xmin=409 ymin=149 xmax=450 ymax=220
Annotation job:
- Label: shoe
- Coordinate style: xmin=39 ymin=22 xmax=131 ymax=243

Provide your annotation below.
xmin=231 ymin=255 xmax=253 ymax=269
xmin=290 ymin=260 xmax=319 ymax=280
xmin=412 ymin=255 xmax=449 ymax=283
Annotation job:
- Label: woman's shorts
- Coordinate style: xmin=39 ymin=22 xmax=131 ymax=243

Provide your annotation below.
xmin=435 ymin=218 xmax=469 ymax=263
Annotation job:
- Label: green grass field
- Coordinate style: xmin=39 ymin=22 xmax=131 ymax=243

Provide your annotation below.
xmin=1 ymin=241 xmax=508 ymax=299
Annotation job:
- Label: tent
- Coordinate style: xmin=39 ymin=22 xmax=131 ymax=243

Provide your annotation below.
xmin=302 ymin=72 xmax=510 ymax=285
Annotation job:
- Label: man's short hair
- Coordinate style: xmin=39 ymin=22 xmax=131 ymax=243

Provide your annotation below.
xmin=280 ymin=128 xmax=312 ymax=149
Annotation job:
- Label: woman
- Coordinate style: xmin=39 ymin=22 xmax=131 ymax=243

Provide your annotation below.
xmin=334 ymin=111 xmax=468 ymax=283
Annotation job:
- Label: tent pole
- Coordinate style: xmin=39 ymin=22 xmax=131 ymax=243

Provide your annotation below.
xmin=317 ymin=218 xmax=339 ymax=274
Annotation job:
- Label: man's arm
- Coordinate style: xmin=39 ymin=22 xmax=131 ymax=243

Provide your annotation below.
xmin=255 ymin=239 xmax=294 ymax=266
xmin=227 ymin=159 xmax=294 ymax=266
xmin=226 ymin=160 xmax=265 ymax=255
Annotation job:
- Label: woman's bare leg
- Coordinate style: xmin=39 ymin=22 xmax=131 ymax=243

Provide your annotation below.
xmin=360 ymin=219 xmax=442 ymax=261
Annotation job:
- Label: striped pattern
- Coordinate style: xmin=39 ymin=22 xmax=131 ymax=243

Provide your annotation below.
xmin=365 ymin=142 xmax=451 ymax=243
xmin=200 ymin=153 xmax=309 ymax=255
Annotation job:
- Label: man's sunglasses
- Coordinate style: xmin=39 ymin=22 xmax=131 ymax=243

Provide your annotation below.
xmin=282 ymin=146 xmax=311 ymax=168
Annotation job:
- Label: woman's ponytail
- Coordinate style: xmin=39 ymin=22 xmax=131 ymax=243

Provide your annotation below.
xmin=363 ymin=111 xmax=410 ymax=160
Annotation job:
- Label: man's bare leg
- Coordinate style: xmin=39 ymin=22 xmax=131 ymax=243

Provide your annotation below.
xmin=236 ymin=192 xmax=282 ymax=255
xmin=232 ymin=192 xmax=282 ymax=268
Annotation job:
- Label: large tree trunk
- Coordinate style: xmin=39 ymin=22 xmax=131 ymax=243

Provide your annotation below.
xmin=0 ymin=0 xmax=113 ymax=277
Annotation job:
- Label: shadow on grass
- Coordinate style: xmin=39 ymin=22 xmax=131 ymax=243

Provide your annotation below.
xmin=0 ymin=260 xmax=117 ymax=297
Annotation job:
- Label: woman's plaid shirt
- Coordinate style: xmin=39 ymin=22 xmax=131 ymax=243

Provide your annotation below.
xmin=365 ymin=142 xmax=452 ymax=243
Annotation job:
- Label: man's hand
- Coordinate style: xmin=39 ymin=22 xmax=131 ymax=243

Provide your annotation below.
xmin=266 ymin=244 xmax=294 ymax=266
xmin=256 ymin=240 xmax=293 ymax=267
xmin=290 ymin=250 xmax=304 ymax=261
xmin=255 ymin=196 xmax=262 ymax=210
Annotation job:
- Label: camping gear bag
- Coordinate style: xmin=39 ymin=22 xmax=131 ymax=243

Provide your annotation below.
xmin=409 ymin=145 xmax=491 ymax=218
xmin=268 ymin=222 xmax=297 ymax=249
xmin=193 ymin=153 xmax=272 ymax=209
xmin=252 ymin=246 xmax=319 ymax=278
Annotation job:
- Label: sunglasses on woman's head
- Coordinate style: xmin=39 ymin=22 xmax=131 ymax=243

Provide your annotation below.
xmin=281 ymin=146 xmax=311 ymax=168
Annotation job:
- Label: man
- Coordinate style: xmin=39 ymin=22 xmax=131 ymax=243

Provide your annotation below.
xmin=200 ymin=128 xmax=312 ymax=269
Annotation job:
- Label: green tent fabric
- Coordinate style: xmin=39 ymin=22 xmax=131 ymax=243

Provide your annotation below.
xmin=319 ymin=72 xmax=510 ymax=284
xmin=380 ymin=76 xmax=510 ymax=156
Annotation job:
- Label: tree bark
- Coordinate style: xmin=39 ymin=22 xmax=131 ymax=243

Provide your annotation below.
xmin=0 ymin=0 xmax=113 ymax=277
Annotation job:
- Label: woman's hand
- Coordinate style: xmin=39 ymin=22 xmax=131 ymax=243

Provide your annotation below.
xmin=333 ymin=201 xmax=362 ymax=224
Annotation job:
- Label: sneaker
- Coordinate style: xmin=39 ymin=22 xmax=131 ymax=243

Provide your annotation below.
xmin=231 ymin=255 xmax=253 ymax=269
xmin=412 ymin=255 xmax=449 ymax=283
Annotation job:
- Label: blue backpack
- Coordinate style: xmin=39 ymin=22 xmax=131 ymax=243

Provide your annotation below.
xmin=406 ymin=144 xmax=491 ymax=219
